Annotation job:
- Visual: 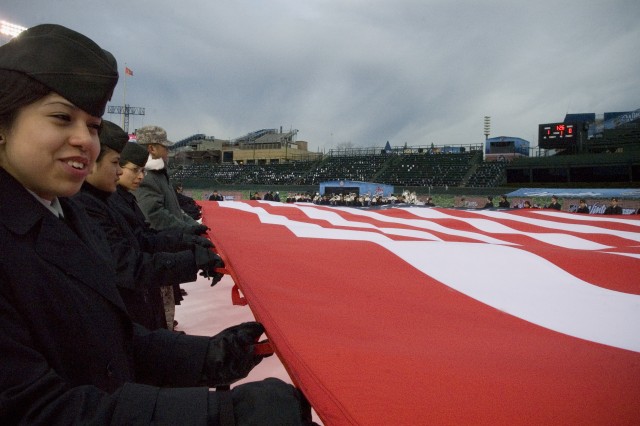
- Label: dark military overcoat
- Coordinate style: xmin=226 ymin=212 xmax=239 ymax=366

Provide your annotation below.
xmin=0 ymin=168 xmax=211 ymax=425
xmin=73 ymin=182 xmax=197 ymax=330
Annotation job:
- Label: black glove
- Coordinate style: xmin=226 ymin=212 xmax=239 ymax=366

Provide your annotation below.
xmin=194 ymin=245 xmax=225 ymax=286
xmin=186 ymin=224 xmax=210 ymax=235
xmin=207 ymin=378 xmax=317 ymax=426
xmin=182 ymin=233 xmax=214 ymax=248
xmin=201 ymin=322 xmax=269 ymax=387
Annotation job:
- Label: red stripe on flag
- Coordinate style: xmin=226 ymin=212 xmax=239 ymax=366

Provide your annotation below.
xmin=200 ymin=201 xmax=640 ymax=425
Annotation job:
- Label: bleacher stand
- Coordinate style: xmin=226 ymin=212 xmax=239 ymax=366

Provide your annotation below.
xmin=466 ymin=161 xmax=507 ymax=187
xmin=169 ymin=151 xmax=507 ymax=189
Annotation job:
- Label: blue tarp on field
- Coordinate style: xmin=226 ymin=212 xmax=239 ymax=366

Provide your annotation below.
xmin=506 ymin=188 xmax=640 ymax=199
xmin=320 ymin=180 xmax=394 ymax=197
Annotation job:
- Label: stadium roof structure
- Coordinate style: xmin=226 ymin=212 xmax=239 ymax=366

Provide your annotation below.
xmin=564 ymin=113 xmax=596 ymax=123
xmin=233 ymin=129 xmax=278 ymax=143
xmin=171 ymin=134 xmax=206 ymax=150
xmin=234 ymin=128 xmax=299 ymax=145
xmin=603 ymin=109 xmax=640 ymax=129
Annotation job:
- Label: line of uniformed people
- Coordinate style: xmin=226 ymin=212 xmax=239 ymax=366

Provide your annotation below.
xmin=0 ymin=23 xmax=314 ymax=425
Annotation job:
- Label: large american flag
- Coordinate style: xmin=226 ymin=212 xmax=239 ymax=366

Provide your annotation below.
xmin=201 ymin=201 xmax=640 ymax=425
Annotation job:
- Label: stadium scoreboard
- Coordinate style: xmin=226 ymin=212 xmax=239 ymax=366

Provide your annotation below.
xmin=538 ymin=122 xmax=577 ymax=149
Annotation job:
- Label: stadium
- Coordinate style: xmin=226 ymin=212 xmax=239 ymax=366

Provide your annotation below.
xmin=165 ymin=109 xmax=640 ymax=212
xmin=167 ymin=112 xmax=640 ymax=424
xmin=1 ymin=14 xmax=639 ymax=424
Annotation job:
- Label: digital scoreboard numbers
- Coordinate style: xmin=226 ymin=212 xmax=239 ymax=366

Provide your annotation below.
xmin=539 ymin=122 xmax=577 ymax=149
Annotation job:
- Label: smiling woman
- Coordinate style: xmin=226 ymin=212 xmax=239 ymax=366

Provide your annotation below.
xmin=1 ymin=92 xmax=102 ymax=199
xmin=0 ymin=21 xmax=116 ymax=201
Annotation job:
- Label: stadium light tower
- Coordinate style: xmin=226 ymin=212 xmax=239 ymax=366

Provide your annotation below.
xmin=107 ymin=104 xmax=145 ymax=133
xmin=483 ymin=116 xmax=491 ymax=140
xmin=0 ymin=20 xmax=27 ymax=44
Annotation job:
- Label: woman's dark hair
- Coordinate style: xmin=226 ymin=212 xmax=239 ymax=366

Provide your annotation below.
xmin=96 ymin=145 xmax=115 ymax=163
xmin=0 ymin=70 xmax=51 ymax=131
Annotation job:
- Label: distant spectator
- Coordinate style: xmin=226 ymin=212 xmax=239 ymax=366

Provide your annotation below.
xmin=523 ymin=201 xmax=533 ymax=209
xmin=264 ymin=191 xmax=274 ymax=201
xmin=274 ymin=191 xmax=281 ymax=202
xmin=482 ymin=196 xmax=494 ymax=209
xmin=208 ymin=190 xmax=223 ymax=201
xmin=604 ymin=197 xmax=623 ymax=215
xmin=545 ymin=195 xmax=562 ymax=210
xmin=251 ymin=191 xmax=262 ymax=200
xmin=576 ymin=199 xmax=590 ymax=214
xmin=425 ymin=196 xmax=435 ymax=207
xmin=498 ymin=195 xmax=510 ymax=208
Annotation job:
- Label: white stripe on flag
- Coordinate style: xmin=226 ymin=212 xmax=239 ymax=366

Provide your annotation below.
xmin=329 ymin=206 xmax=619 ymax=250
xmin=220 ymin=202 xmax=640 ymax=352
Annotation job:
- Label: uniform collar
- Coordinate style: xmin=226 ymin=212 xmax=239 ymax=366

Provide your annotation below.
xmin=25 ymin=188 xmax=65 ymax=218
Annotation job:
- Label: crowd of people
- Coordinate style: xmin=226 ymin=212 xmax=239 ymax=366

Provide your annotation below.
xmin=483 ymin=195 xmax=637 ymax=214
xmin=0 ymin=24 xmax=315 ymax=425
xmin=310 ymin=190 xmax=426 ymax=206
xmin=208 ymin=188 xmax=638 ymax=214
xmin=220 ymin=189 xmax=435 ymax=207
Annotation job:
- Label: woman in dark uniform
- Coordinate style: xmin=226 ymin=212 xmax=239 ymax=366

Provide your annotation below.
xmin=0 ymin=23 xmax=311 ymax=425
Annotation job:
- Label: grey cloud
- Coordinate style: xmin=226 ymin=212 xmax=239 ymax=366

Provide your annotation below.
xmin=2 ymin=0 xmax=638 ymax=148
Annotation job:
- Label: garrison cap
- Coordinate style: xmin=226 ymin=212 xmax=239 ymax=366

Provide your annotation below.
xmin=120 ymin=142 xmax=149 ymax=167
xmin=99 ymin=120 xmax=128 ymax=153
xmin=135 ymin=125 xmax=174 ymax=147
xmin=0 ymin=23 xmax=118 ymax=117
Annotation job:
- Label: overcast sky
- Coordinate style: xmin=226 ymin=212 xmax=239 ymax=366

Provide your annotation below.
xmin=2 ymin=1 xmax=639 ymax=151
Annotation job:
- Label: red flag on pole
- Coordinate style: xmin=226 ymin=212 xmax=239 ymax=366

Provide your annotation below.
xmin=124 ymin=67 xmax=133 ymax=76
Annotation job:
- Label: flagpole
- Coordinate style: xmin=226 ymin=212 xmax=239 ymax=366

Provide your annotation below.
xmin=122 ymin=64 xmax=127 ymax=129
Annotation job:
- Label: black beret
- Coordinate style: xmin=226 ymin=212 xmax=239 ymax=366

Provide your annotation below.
xmin=0 ymin=24 xmax=118 ymax=117
xmin=99 ymin=120 xmax=128 ymax=153
xmin=120 ymin=142 xmax=149 ymax=167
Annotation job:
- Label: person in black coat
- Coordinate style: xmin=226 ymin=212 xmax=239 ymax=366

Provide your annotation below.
xmin=73 ymin=121 xmax=224 ymax=330
xmin=111 ymin=147 xmax=204 ymax=253
xmin=209 ymin=190 xmax=224 ymax=201
xmin=576 ymin=199 xmax=590 ymax=214
xmin=0 ymin=23 xmax=313 ymax=425
xmin=604 ymin=197 xmax=623 ymax=215
xmin=482 ymin=196 xmax=494 ymax=209
xmin=111 ymin=143 xmax=210 ymax=256
xmin=545 ymin=195 xmax=562 ymax=210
